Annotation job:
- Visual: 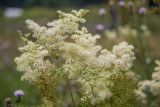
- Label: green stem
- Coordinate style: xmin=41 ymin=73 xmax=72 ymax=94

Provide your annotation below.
xmin=42 ymin=97 xmax=47 ymax=107
xmin=39 ymin=88 xmax=46 ymax=107
xmin=66 ymin=78 xmax=76 ymax=107
xmin=109 ymin=99 xmax=113 ymax=107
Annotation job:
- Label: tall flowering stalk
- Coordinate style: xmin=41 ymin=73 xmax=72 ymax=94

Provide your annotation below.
xmin=15 ymin=9 xmax=136 ymax=106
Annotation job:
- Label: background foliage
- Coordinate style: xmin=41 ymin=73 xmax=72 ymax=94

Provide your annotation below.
xmin=0 ymin=0 xmax=160 ymax=106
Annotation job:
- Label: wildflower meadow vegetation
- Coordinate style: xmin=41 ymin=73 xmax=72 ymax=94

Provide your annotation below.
xmin=1 ymin=0 xmax=160 ymax=107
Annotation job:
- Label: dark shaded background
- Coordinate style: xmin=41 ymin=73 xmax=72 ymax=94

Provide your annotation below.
xmin=0 ymin=0 xmax=107 ymax=7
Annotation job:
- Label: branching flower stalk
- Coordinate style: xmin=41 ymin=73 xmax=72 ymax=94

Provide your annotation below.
xmin=15 ymin=9 xmax=136 ymax=106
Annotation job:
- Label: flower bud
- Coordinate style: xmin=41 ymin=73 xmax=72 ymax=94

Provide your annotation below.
xmin=5 ymin=98 xmax=13 ymax=107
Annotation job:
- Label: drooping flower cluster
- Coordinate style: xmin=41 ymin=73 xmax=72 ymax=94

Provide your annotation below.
xmin=15 ymin=9 xmax=136 ymax=106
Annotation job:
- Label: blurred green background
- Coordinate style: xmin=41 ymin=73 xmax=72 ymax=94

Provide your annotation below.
xmin=0 ymin=0 xmax=160 ymax=106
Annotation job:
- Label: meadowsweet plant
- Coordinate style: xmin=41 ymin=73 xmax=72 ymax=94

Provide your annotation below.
xmin=105 ymin=24 xmax=151 ymax=67
xmin=137 ymin=60 xmax=160 ymax=106
xmin=15 ymin=9 xmax=137 ymax=106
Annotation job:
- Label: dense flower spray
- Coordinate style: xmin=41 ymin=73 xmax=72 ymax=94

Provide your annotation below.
xmin=136 ymin=60 xmax=160 ymax=107
xmin=15 ymin=9 xmax=136 ymax=106
xmin=137 ymin=60 xmax=160 ymax=105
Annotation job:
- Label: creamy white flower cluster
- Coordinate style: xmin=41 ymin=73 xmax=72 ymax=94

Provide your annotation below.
xmin=105 ymin=26 xmax=137 ymax=39
xmin=62 ymin=28 xmax=135 ymax=104
xmin=105 ymin=25 xmax=150 ymax=40
xmin=15 ymin=9 xmax=135 ymax=105
xmin=15 ymin=41 xmax=54 ymax=82
xmin=137 ymin=60 xmax=160 ymax=104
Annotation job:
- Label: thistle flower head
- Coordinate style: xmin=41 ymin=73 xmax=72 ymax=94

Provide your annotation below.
xmin=139 ymin=7 xmax=147 ymax=15
xmin=96 ymin=24 xmax=105 ymax=32
xmin=98 ymin=8 xmax=106 ymax=16
xmin=118 ymin=1 xmax=125 ymax=7
xmin=14 ymin=90 xmax=24 ymax=97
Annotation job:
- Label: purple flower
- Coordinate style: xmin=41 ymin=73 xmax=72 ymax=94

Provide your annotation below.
xmin=99 ymin=8 xmax=106 ymax=16
xmin=139 ymin=7 xmax=147 ymax=15
xmin=118 ymin=1 xmax=125 ymax=7
xmin=14 ymin=90 xmax=24 ymax=97
xmin=14 ymin=90 xmax=24 ymax=103
xmin=96 ymin=24 xmax=105 ymax=32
